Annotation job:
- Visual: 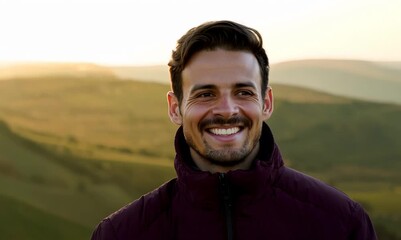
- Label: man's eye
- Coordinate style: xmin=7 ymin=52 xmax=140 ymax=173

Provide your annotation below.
xmin=237 ymin=90 xmax=254 ymax=96
xmin=197 ymin=92 xmax=214 ymax=98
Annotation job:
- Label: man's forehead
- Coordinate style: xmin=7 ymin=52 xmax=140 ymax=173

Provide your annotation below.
xmin=183 ymin=49 xmax=257 ymax=71
xmin=182 ymin=50 xmax=260 ymax=86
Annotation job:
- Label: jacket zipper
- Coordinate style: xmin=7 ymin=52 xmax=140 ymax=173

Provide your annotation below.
xmin=219 ymin=173 xmax=233 ymax=240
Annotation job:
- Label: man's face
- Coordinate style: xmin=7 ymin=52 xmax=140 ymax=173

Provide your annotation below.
xmin=168 ymin=49 xmax=273 ymax=172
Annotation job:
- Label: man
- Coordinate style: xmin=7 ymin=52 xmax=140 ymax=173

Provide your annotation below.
xmin=91 ymin=20 xmax=377 ymax=240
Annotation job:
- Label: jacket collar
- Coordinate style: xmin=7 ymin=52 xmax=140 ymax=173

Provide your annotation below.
xmin=173 ymin=122 xmax=284 ymax=208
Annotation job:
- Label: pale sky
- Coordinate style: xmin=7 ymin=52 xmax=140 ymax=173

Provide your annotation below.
xmin=0 ymin=0 xmax=400 ymax=65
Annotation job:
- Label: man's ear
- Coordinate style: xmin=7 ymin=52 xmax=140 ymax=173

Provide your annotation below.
xmin=167 ymin=91 xmax=183 ymax=125
xmin=262 ymin=86 xmax=274 ymax=120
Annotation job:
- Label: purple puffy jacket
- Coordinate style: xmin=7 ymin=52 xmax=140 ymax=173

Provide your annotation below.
xmin=91 ymin=123 xmax=377 ymax=240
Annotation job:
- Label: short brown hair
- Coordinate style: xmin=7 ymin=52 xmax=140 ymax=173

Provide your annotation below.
xmin=168 ymin=20 xmax=269 ymax=104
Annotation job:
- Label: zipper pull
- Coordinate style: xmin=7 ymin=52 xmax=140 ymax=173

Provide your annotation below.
xmin=219 ymin=173 xmax=233 ymax=240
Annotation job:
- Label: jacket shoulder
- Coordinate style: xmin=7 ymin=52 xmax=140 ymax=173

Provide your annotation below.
xmin=273 ymin=167 xmax=377 ymax=238
xmin=91 ymin=178 xmax=177 ymax=240
xmin=275 ymin=167 xmax=354 ymax=212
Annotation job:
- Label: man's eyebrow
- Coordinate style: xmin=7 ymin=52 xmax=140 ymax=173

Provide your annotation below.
xmin=190 ymin=84 xmax=216 ymax=94
xmin=235 ymin=82 xmax=257 ymax=89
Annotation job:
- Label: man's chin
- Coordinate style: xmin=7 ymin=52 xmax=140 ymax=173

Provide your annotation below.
xmin=204 ymin=149 xmax=249 ymax=166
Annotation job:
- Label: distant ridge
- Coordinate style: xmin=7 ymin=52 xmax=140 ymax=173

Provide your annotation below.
xmin=2 ymin=60 xmax=400 ymax=105
xmin=376 ymin=61 xmax=401 ymax=70
xmin=0 ymin=62 xmax=116 ymax=80
xmin=270 ymin=59 xmax=401 ymax=105
xmin=110 ymin=65 xmax=170 ymax=83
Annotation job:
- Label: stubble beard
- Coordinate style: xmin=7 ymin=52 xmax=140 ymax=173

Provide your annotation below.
xmin=202 ymin=139 xmax=254 ymax=167
xmin=186 ymin=129 xmax=261 ymax=168
xmin=184 ymin=115 xmax=262 ymax=168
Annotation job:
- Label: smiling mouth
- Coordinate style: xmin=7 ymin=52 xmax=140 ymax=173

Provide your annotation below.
xmin=208 ymin=127 xmax=241 ymax=136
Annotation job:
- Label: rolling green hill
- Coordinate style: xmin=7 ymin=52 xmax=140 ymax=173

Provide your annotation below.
xmin=0 ymin=72 xmax=400 ymax=239
xmin=0 ymin=193 xmax=89 ymax=240
xmin=0 ymin=76 xmax=177 ymax=163
xmin=0 ymin=119 xmax=175 ymax=238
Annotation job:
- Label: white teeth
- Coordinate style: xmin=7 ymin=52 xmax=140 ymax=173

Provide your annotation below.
xmin=210 ymin=127 xmax=240 ymax=136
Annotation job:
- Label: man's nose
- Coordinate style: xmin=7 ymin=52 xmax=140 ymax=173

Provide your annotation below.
xmin=211 ymin=95 xmax=239 ymax=118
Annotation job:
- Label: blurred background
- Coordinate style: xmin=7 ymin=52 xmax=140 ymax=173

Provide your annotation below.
xmin=0 ymin=0 xmax=400 ymax=239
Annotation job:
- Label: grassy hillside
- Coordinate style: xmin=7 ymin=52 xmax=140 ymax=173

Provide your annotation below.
xmin=0 ymin=119 xmax=175 ymax=238
xmin=0 ymin=193 xmax=90 ymax=240
xmin=0 ymin=75 xmax=400 ymax=239
xmin=0 ymin=76 xmax=177 ymax=163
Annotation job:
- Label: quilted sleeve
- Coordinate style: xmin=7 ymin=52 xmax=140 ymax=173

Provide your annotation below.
xmin=91 ymin=218 xmax=118 ymax=240
xmin=349 ymin=202 xmax=377 ymax=240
